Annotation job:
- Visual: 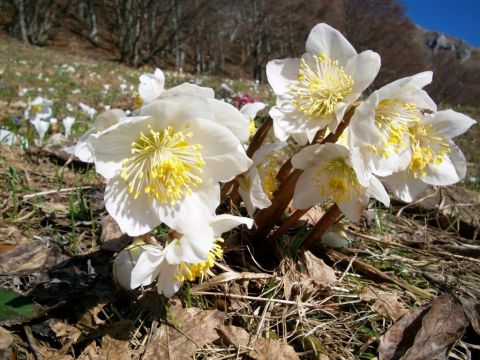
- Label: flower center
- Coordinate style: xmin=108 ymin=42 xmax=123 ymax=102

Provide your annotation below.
xmin=120 ymin=125 xmax=205 ymax=204
xmin=369 ymin=100 xmax=421 ymax=157
xmin=31 ymin=104 xmax=42 ymax=114
xmin=173 ymin=238 xmax=224 ymax=283
xmin=249 ymin=118 xmax=256 ymax=137
xmin=256 ymin=156 xmax=278 ymax=199
xmin=133 ymin=92 xmax=144 ymax=108
xmin=291 ymin=54 xmax=353 ymax=117
xmin=312 ymin=157 xmax=361 ymax=202
xmin=408 ymin=124 xmax=451 ymax=178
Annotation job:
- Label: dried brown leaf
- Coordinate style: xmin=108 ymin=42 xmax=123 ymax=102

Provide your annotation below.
xmin=458 ymin=295 xmax=480 ymax=335
xmin=51 ymin=321 xmax=82 ymax=344
xmin=379 ymin=295 xmax=468 ymax=360
xmin=0 ymin=226 xmax=67 ymax=275
xmin=218 ymin=325 xmax=300 ymax=360
xmin=100 ymin=215 xmax=132 ymax=252
xmin=0 ymin=326 xmax=13 ymax=349
xmin=143 ymin=301 xmax=225 ymax=359
xmin=301 ymin=251 xmax=336 ymax=287
xmin=360 ymin=286 xmax=406 ymax=321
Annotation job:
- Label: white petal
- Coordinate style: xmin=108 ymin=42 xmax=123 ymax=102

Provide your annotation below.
xmin=89 ymin=116 xmax=152 ymax=179
xmin=251 ymin=142 xmax=286 ymax=166
xmin=105 ymin=175 xmax=162 ymax=236
xmin=74 ymin=128 xmax=95 ymax=163
xmin=425 ymin=109 xmax=476 ymax=139
xmin=306 ymin=23 xmax=357 ymax=66
xmin=130 ymin=245 xmax=165 ymax=289
xmin=383 ymin=172 xmax=429 ymax=203
xmin=188 ymin=118 xmax=252 ymax=182
xmin=345 ymin=50 xmax=381 ymax=97
xmin=423 ymin=142 xmax=466 ymax=185
xmin=166 ymin=226 xmax=215 ymax=264
xmin=292 ymin=143 xmax=349 ymax=170
xmin=367 ymin=176 xmax=390 ymax=207
xmin=240 ymin=102 xmax=266 ymax=119
xmin=337 ymin=196 xmax=366 ymax=222
xmin=166 ymin=82 xmax=215 ymax=99
xmin=292 ymin=168 xmax=325 ymax=209
xmin=266 ymin=58 xmax=300 ymax=96
xmin=93 ymin=109 xmax=126 ymax=130
xmin=210 ymin=214 xmax=254 ymax=236
xmin=208 ymin=99 xmax=250 ymax=143
xmin=156 ymin=263 xmax=181 ymax=298
xmin=291 ymin=132 xmax=309 ymax=145
xmin=152 ymin=182 xmax=219 ymax=234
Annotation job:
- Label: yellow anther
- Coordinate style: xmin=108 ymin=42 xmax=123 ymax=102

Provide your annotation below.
xmin=312 ymin=157 xmax=361 ymax=202
xmin=290 ymin=54 xmax=353 ymax=117
xmin=133 ymin=92 xmax=144 ymax=108
xmin=121 ymin=125 xmax=205 ymax=204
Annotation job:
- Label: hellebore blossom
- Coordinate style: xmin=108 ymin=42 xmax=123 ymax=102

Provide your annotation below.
xmin=75 ymin=109 xmax=127 ymax=162
xmin=238 ymin=142 xmax=286 ymax=217
xmin=129 ymin=215 xmax=253 ymax=297
xmin=349 ymin=71 xmax=436 ymax=176
xmin=383 ymin=109 xmax=476 ymax=202
xmin=88 ymin=93 xmax=252 ymax=236
xmin=292 ymin=143 xmax=389 ymax=222
xmin=267 ymin=23 xmax=380 ymax=141
xmin=239 ymin=102 xmax=266 ymax=137
xmin=63 ymin=116 xmax=75 ymax=137
xmin=137 ymin=68 xmax=166 ymax=106
xmin=25 ymin=97 xmax=52 ymax=123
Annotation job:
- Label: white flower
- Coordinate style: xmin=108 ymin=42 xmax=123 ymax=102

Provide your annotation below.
xmin=240 ymin=102 xmax=266 ymax=137
xmin=63 ymin=116 xmax=75 ymax=137
xmin=138 ymin=68 xmax=165 ymax=104
xmin=79 ymin=102 xmax=97 ymax=119
xmin=0 ymin=129 xmax=27 ymax=147
xmin=267 ymin=23 xmax=380 ymax=141
xmin=141 ymin=82 xmax=250 ymax=144
xmin=349 ymin=72 xmax=436 ymax=176
xmin=383 ymin=109 xmax=476 ymax=202
xmin=25 ymin=97 xmax=52 ymax=123
xmin=32 ymin=119 xmax=50 ymax=146
xmin=75 ymin=109 xmax=126 ymax=163
xmin=49 ymin=118 xmax=58 ymax=125
xmin=88 ymin=93 xmax=252 ymax=236
xmin=113 ymin=242 xmax=159 ymax=290
xmin=292 ymin=143 xmax=389 ymax=222
xmin=238 ymin=142 xmax=286 ymax=217
xmin=130 ymin=215 xmax=253 ymax=297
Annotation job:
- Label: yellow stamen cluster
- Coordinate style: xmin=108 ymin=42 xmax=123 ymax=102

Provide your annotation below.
xmin=408 ymin=124 xmax=451 ymax=178
xmin=133 ymin=92 xmax=144 ymax=108
xmin=291 ymin=54 xmax=353 ymax=117
xmin=31 ymin=104 xmax=42 ymax=114
xmin=120 ymin=125 xmax=205 ymax=204
xmin=257 ymin=155 xmax=279 ymax=199
xmin=313 ymin=157 xmax=361 ymax=202
xmin=173 ymin=238 xmax=224 ymax=283
xmin=249 ymin=118 xmax=256 ymax=137
xmin=369 ymin=100 xmax=421 ymax=157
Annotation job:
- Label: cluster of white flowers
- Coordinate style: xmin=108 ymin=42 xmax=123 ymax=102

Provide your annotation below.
xmin=267 ymin=23 xmax=475 ymax=221
xmin=76 ymin=68 xmax=254 ymax=296
xmin=72 ymin=23 xmax=475 ymax=299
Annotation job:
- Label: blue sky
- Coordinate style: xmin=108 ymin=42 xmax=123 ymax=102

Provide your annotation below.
xmin=402 ymin=0 xmax=480 ymax=47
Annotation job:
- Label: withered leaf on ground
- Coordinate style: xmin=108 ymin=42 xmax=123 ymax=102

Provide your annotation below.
xmin=458 ymin=295 xmax=480 ymax=335
xmin=379 ymin=294 xmax=468 ymax=360
xmin=218 ymin=324 xmax=300 ymax=360
xmin=0 ymin=225 xmax=67 ymax=276
xmin=300 ymin=251 xmax=336 ymax=287
xmin=142 ymin=300 xmax=225 ymax=359
xmin=360 ymin=286 xmax=406 ymax=321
